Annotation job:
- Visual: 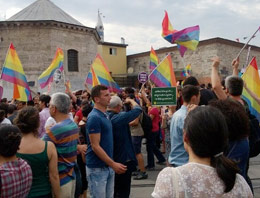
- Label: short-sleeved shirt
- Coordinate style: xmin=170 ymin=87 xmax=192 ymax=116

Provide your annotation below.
xmin=43 ymin=118 xmax=79 ymax=186
xmin=75 ymin=109 xmax=83 ymax=122
xmin=0 ymin=118 xmax=11 ymax=124
xmin=0 ymin=158 xmax=33 ymax=198
xmin=107 ymin=106 xmax=142 ymax=164
xmin=39 ymin=108 xmax=50 ymax=138
xmin=149 ymin=107 xmax=160 ymax=132
xmin=152 ymin=163 xmax=253 ymax=198
xmin=168 ymin=105 xmax=189 ymax=166
xmin=86 ymin=108 xmax=113 ymax=168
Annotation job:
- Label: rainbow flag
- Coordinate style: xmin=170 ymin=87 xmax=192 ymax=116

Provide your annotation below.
xmin=181 ymin=64 xmax=191 ymax=77
xmin=149 ymin=47 xmax=160 ymax=71
xmin=162 ymin=11 xmax=200 ymax=57
xmin=89 ymin=54 xmax=120 ymax=92
xmin=242 ymin=57 xmax=260 ymax=121
xmin=38 ymin=48 xmax=64 ymax=89
xmin=1 ymin=43 xmax=32 ymax=101
xmin=149 ymin=54 xmax=177 ymax=87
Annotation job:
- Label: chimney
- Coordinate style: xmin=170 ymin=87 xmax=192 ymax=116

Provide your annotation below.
xmin=121 ymin=37 xmax=125 ymax=44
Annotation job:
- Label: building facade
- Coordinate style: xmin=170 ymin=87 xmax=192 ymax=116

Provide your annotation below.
xmin=98 ymin=41 xmax=128 ymax=75
xmin=0 ymin=0 xmax=100 ymax=98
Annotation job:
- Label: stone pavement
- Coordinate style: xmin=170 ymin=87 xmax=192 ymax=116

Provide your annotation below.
xmin=130 ymin=144 xmax=260 ymax=198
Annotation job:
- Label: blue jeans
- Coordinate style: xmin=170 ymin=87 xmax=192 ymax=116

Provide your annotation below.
xmin=86 ymin=166 xmax=115 ymax=198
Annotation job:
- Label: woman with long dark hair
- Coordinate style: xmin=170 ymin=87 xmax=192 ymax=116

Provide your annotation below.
xmin=15 ymin=106 xmax=60 ymax=198
xmin=209 ymin=99 xmax=252 ymax=191
xmin=152 ymin=106 xmax=252 ymax=197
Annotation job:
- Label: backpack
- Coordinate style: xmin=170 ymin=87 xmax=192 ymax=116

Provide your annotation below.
xmin=140 ymin=110 xmax=153 ymax=138
xmin=248 ymin=113 xmax=260 ymax=157
xmin=243 ymin=99 xmax=260 ymax=157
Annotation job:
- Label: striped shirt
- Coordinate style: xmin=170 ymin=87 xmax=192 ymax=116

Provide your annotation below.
xmin=43 ymin=118 xmax=79 ymax=186
xmin=0 ymin=158 xmax=32 ymax=198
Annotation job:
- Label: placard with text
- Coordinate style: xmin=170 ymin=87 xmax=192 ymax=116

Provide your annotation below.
xmin=151 ymin=87 xmax=177 ymax=106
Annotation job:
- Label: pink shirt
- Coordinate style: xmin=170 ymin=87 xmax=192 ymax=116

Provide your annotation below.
xmin=149 ymin=107 xmax=160 ymax=132
xmin=39 ymin=108 xmax=50 ymax=138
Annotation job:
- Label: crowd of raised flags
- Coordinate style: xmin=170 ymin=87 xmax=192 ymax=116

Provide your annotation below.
xmin=0 ymin=10 xmax=260 ymax=125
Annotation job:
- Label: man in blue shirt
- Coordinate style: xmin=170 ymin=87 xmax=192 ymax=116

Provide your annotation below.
xmin=169 ymin=85 xmax=200 ymax=167
xmin=107 ymin=96 xmax=142 ymax=198
xmin=86 ymin=85 xmax=127 ymax=198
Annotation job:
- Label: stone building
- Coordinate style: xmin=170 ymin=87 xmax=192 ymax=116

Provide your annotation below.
xmin=0 ymin=0 xmax=100 ymax=98
xmin=127 ymin=37 xmax=260 ymax=86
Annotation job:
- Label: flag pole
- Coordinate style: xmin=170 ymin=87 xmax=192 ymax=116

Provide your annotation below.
xmin=244 ymin=46 xmax=251 ymax=68
xmin=63 ymin=70 xmax=66 ymax=87
xmin=0 ymin=43 xmax=11 ymax=79
xmin=0 ymin=44 xmax=10 ymax=94
xmin=181 ymin=56 xmax=186 ymax=69
xmin=235 ymin=27 xmax=259 ymax=60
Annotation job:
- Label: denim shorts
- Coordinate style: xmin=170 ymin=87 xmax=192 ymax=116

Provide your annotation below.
xmin=86 ymin=166 xmax=115 ymax=198
xmin=132 ymin=136 xmax=143 ymax=154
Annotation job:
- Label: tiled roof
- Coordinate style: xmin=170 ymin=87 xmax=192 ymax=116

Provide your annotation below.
xmin=7 ymin=0 xmax=83 ymax=26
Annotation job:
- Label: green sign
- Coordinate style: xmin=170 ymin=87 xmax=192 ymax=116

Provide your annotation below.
xmin=151 ymin=87 xmax=177 ymax=106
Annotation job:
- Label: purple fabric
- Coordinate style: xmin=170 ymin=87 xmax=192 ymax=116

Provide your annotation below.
xmin=39 ymin=108 xmax=50 ymax=138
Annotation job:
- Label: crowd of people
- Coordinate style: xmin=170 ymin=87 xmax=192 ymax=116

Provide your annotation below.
xmin=0 ymin=56 xmax=258 ymax=198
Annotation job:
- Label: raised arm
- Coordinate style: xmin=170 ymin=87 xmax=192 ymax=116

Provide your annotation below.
xmin=244 ymin=82 xmax=260 ymax=105
xmin=140 ymin=84 xmax=151 ymax=107
xmin=211 ymin=56 xmax=227 ymax=100
xmin=129 ymin=115 xmax=140 ymax=126
xmin=84 ymin=82 xmax=91 ymax=95
xmin=65 ymin=80 xmax=77 ymax=103
xmin=232 ymin=58 xmax=239 ymax=76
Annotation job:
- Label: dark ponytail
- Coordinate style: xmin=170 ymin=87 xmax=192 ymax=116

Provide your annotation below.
xmin=211 ymin=155 xmax=239 ymax=192
xmin=184 ymin=106 xmax=239 ymax=193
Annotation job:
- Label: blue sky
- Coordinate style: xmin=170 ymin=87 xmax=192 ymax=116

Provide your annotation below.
xmin=0 ymin=0 xmax=260 ymax=55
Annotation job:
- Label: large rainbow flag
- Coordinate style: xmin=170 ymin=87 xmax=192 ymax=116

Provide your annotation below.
xmin=87 ymin=54 xmax=120 ymax=92
xmin=242 ymin=57 xmax=260 ymax=121
xmin=1 ymin=43 xmax=32 ymax=101
xmin=38 ymin=48 xmax=64 ymax=89
xmin=149 ymin=47 xmax=160 ymax=71
xmin=162 ymin=11 xmax=200 ymax=57
xmin=149 ymin=54 xmax=177 ymax=87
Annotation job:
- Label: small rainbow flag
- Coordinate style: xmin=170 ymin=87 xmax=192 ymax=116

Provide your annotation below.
xmin=87 ymin=54 xmax=120 ymax=92
xmin=162 ymin=11 xmax=200 ymax=57
xmin=38 ymin=48 xmax=64 ymax=89
xmin=149 ymin=47 xmax=160 ymax=71
xmin=242 ymin=57 xmax=260 ymax=121
xmin=149 ymin=54 xmax=177 ymax=87
xmin=85 ymin=67 xmax=99 ymax=90
xmin=1 ymin=43 xmax=32 ymax=101
xmin=181 ymin=64 xmax=191 ymax=77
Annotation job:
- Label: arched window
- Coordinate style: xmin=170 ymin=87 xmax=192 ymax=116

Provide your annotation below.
xmin=68 ymin=49 xmax=78 ymax=72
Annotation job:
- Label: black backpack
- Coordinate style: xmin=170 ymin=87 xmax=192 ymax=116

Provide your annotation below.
xmin=243 ymin=99 xmax=260 ymax=157
xmin=140 ymin=110 xmax=153 ymax=138
xmin=248 ymin=113 xmax=260 ymax=157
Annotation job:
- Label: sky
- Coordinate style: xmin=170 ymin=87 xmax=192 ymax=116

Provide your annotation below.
xmin=0 ymin=0 xmax=260 ymax=55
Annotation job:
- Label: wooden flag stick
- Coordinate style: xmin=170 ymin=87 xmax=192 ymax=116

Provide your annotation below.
xmin=236 ymin=27 xmax=260 ymax=60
